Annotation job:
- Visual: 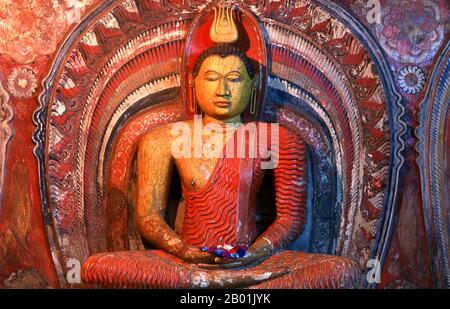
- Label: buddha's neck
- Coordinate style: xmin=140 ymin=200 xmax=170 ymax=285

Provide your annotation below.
xmin=203 ymin=114 xmax=242 ymax=126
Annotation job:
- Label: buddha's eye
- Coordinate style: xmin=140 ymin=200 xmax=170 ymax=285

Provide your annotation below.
xmin=204 ymin=72 xmax=221 ymax=81
xmin=226 ymin=74 xmax=242 ymax=83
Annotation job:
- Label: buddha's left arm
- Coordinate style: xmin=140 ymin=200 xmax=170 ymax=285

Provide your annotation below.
xmin=253 ymin=126 xmax=308 ymax=253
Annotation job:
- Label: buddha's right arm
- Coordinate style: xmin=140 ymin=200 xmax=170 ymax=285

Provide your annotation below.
xmin=135 ymin=130 xmax=216 ymax=264
xmin=135 ymin=130 xmax=187 ymax=257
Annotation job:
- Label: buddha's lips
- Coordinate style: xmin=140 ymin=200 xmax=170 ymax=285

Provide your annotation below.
xmin=214 ymin=101 xmax=231 ymax=108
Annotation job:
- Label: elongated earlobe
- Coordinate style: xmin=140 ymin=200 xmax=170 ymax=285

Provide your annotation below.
xmin=250 ymin=85 xmax=257 ymax=115
xmin=189 ymin=79 xmax=197 ymax=113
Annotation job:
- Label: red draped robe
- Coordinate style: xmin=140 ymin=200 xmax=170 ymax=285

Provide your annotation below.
xmin=82 ymin=122 xmax=359 ymax=288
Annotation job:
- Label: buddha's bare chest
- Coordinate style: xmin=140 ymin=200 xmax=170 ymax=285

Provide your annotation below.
xmin=175 ymin=156 xmax=220 ymax=191
xmin=174 ymin=132 xmax=228 ymax=191
xmin=171 ymin=126 xmax=238 ymax=191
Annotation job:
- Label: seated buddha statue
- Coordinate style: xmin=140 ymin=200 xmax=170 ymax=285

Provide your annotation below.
xmin=81 ymin=5 xmax=360 ymax=289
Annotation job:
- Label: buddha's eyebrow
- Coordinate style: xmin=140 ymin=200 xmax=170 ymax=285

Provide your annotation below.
xmin=225 ymin=70 xmax=243 ymax=76
xmin=202 ymin=70 xmax=243 ymax=78
xmin=203 ymin=70 xmax=221 ymax=76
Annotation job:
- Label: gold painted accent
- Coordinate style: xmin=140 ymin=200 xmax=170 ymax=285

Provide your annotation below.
xmin=210 ymin=5 xmax=238 ymax=44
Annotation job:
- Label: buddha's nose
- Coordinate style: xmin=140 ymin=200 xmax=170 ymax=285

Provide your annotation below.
xmin=215 ymin=77 xmax=231 ymax=97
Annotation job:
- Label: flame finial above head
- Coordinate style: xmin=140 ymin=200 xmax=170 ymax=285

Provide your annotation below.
xmin=210 ymin=4 xmax=238 ymax=44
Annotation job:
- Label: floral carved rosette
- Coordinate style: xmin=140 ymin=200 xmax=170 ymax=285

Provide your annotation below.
xmin=7 ymin=67 xmax=37 ymax=99
xmin=373 ymin=0 xmax=446 ymax=64
xmin=32 ymin=0 xmax=406 ymax=285
xmin=398 ymin=66 xmax=426 ymax=94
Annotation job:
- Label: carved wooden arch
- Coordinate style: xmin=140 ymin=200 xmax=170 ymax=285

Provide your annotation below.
xmin=416 ymin=41 xmax=450 ymax=288
xmin=33 ymin=0 xmax=406 ymax=287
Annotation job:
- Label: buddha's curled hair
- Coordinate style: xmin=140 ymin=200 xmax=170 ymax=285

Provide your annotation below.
xmin=192 ymin=44 xmax=256 ymax=78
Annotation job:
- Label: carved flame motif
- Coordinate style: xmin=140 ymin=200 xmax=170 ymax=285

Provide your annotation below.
xmin=210 ymin=5 xmax=238 ymax=44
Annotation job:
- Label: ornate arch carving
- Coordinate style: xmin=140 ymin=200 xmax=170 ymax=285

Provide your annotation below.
xmin=416 ymin=41 xmax=450 ymax=288
xmin=33 ymin=0 xmax=406 ymax=287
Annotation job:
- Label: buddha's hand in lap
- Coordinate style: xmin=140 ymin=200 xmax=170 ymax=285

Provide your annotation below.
xmin=179 ymin=244 xmax=217 ymax=264
xmin=195 ymin=239 xmax=273 ymax=269
xmin=190 ymin=241 xmax=290 ymax=288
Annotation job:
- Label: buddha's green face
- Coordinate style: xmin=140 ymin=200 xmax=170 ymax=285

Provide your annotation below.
xmin=194 ymin=55 xmax=253 ymax=121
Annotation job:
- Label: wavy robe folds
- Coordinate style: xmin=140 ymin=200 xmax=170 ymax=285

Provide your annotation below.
xmin=82 ymin=123 xmax=360 ymax=288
